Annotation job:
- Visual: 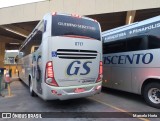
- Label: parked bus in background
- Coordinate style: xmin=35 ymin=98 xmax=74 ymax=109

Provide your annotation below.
xmin=17 ymin=12 xmax=102 ymax=100
xmin=102 ymin=16 xmax=160 ymax=108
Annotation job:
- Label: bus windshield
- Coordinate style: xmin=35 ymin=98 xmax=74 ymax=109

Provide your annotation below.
xmin=51 ymin=15 xmax=101 ymax=40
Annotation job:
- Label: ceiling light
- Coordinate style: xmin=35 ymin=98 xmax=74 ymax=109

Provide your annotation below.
xmin=5 ymin=50 xmax=19 ymax=52
xmin=128 ymin=15 xmax=132 ymax=24
xmin=9 ymin=43 xmax=20 ymax=45
xmin=5 ymin=28 xmax=27 ymax=38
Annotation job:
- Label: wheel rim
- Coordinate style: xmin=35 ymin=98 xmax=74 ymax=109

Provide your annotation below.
xmin=148 ymin=88 xmax=160 ymax=104
xmin=30 ymin=81 xmax=33 ymax=93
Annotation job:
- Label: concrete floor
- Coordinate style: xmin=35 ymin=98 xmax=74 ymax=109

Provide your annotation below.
xmin=0 ymin=78 xmax=159 ymax=121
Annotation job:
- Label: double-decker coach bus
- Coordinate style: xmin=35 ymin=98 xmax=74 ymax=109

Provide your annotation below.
xmin=17 ymin=12 xmax=102 ymax=100
xmin=102 ymin=16 xmax=160 ymax=108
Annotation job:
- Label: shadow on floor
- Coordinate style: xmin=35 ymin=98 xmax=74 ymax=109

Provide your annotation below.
xmin=101 ymin=87 xmax=144 ymax=104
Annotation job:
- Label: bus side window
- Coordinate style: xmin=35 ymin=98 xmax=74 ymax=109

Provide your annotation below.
xmin=148 ymin=35 xmax=160 ymax=49
xmin=25 ymin=30 xmax=43 ymax=55
xmin=20 ymin=21 xmax=44 ymax=56
xmin=103 ymin=40 xmax=126 ymax=54
xmin=126 ymin=36 xmax=147 ymax=51
xmin=31 ymin=46 xmax=39 ymax=53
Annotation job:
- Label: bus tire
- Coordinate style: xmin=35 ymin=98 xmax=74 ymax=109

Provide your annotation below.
xmin=29 ymin=80 xmax=35 ymax=97
xmin=143 ymin=82 xmax=160 ymax=109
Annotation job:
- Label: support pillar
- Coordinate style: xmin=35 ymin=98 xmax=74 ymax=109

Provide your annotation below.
xmin=0 ymin=42 xmax=5 ymax=68
xmin=126 ymin=10 xmax=136 ymax=24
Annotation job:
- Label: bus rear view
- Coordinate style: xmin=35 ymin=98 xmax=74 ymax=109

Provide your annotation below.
xmin=44 ymin=13 xmax=102 ymax=100
xmin=18 ymin=13 xmax=102 ymax=100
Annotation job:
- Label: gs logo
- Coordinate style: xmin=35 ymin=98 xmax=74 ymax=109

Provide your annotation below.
xmin=67 ymin=61 xmax=92 ymax=76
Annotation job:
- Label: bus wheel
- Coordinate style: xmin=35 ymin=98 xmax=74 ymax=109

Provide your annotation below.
xmin=143 ymin=83 xmax=160 ymax=109
xmin=29 ymin=80 xmax=35 ymax=97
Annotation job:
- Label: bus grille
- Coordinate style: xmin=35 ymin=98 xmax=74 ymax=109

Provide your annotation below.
xmin=57 ymin=49 xmax=98 ymax=59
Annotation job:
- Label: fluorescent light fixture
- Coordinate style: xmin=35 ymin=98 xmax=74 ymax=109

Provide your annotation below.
xmin=9 ymin=43 xmax=20 ymax=45
xmin=5 ymin=50 xmax=19 ymax=52
xmin=5 ymin=28 xmax=27 ymax=38
xmin=128 ymin=15 xmax=132 ymax=24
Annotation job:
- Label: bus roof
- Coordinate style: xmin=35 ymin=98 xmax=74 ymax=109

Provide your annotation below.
xmin=19 ymin=12 xmax=99 ymax=50
xmin=54 ymin=12 xmax=97 ymax=22
xmin=102 ymin=15 xmax=160 ymax=43
xmin=102 ymin=15 xmax=160 ymax=35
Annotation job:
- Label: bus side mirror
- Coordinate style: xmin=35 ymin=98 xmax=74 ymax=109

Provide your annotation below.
xmin=19 ymin=52 xmax=24 ymax=58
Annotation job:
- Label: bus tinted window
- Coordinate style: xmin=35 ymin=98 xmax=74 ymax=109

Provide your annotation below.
xmin=26 ymin=31 xmax=42 ymax=55
xmin=52 ymin=15 xmax=101 ymax=40
xmin=126 ymin=36 xmax=147 ymax=51
xmin=20 ymin=21 xmax=44 ymax=57
xmin=103 ymin=40 xmax=126 ymax=54
xmin=148 ymin=35 xmax=160 ymax=49
xmin=20 ymin=30 xmax=43 ymax=57
xmin=103 ymin=36 xmax=149 ymax=54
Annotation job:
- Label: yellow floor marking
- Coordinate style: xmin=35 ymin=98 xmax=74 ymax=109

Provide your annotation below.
xmin=89 ymin=97 xmax=150 ymax=121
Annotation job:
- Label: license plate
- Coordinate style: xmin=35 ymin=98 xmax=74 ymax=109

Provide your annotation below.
xmin=74 ymin=88 xmax=85 ymax=93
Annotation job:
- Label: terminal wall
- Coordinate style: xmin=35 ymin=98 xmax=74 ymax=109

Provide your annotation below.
xmin=0 ymin=0 xmax=160 ymax=25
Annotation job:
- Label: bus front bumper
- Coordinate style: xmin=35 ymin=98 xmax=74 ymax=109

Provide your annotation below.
xmin=42 ymin=82 xmax=102 ymax=100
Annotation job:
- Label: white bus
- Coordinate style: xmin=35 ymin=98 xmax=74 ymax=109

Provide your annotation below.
xmin=17 ymin=12 xmax=102 ymax=100
xmin=102 ymin=16 xmax=160 ymax=108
